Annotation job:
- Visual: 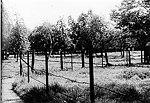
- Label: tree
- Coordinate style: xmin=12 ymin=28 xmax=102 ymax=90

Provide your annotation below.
xmin=68 ymin=10 xmax=112 ymax=66
xmin=8 ymin=20 xmax=28 ymax=61
xmin=2 ymin=2 xmax=13 ymax=59
xmin=68 ymin=10 xmax=110 ymax=103
xmin=29 ymin=22 xmax=54 ymax=54
xmin=110 ymin=0 xmax=150 ymax=63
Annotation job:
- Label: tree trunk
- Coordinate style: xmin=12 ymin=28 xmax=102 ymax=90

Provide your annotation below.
xmin=89 ymin=42 xmax=94 ymax=103
xmin=45 ymin=47 xmax=49 ymax=95
xmin=14 ymin=52 xmax=16 ymax=58
xmin=64 ymin=50 xmax=66 ymax=57
xmin=101 ymin=51 xmax=103 ymax=67
xmin=17 ymin=52 xmax=19 ymax=62
xmin=31 ymin=50 xmax=35 ymax=72
xmin=141 ymin=50 xmax=143 ymax=63
xmin=81 ymin=49 xmax=85 ymax=68
xmin=144 ymin=48 xmax=147 ymax=64
xmin=122 ymin=50 xmax=125 ymax=58
xmin=128 ymin=50 xmax=131 ymax=65
xmin=27 ymin=51 xmax=30 ymax=83
xmin=19 ymin=52 xmax=22 ymax=76
xmin=71 ymin=52 xmax=73 ymax=70
xmin=104 ymin=50 xmax=109 ymax=66
xmin=60 ymin=50 xmax=63 ymax=70
xmin=121 ymin=50 xmax=122 ymax=56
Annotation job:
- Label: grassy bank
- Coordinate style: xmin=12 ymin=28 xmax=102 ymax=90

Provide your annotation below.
xmin=12 ymin=76 xmax=150 ymax=103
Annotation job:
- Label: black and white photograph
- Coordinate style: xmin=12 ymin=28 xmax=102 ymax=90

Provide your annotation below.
xmin=1 ymin=0 xmax=150 ymax=103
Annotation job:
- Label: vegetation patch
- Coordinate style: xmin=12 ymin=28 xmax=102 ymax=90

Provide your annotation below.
xmin=12 ymin=77 xmax=150 ymax=103
xmin=118 ymin=69 xmax=150 ymax=80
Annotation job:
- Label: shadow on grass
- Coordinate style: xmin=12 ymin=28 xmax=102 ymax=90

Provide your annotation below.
xmin=12 ymin=77 xmax=150 ymax=103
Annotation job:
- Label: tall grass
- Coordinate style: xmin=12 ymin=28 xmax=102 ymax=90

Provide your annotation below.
xmin=12 ymin=77 xmax=150 ymax=103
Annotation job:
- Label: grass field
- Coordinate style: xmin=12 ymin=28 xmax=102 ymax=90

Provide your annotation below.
xmin=3 ymin=51 xmax=150 ymax=103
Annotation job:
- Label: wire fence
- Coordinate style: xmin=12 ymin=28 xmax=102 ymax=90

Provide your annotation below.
xmin=18 ymin=50 xmax=145 ymax=103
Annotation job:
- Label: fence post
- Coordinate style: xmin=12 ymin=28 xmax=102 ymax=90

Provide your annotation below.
xmin=71 ymin=52 xmax=73 ymax=70
xmin=89 ymin=42 xmax=94 ymax=103
xmin=2 ymin=50 xmax=4 ymax=60
xmin=31 ymin=50 xmax=35 ymax=72
xmin=45 ymin=47 xmax=49 ymax=95
xmin=27 ymin=51 xmax=30 ymax=83
xmin=20 ymin=52 xmax=22 ymax=76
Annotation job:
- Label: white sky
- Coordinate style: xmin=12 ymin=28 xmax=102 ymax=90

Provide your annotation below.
xmin=3 ymin=0 xmax=122 ymax=30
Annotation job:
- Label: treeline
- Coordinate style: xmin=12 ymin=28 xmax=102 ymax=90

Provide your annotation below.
xmin=2 ymin=0 xmax=150 ymax=63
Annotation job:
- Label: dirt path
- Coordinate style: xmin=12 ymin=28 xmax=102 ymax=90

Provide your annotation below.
xmin=2 ymin=57 xmax=24 ymax=103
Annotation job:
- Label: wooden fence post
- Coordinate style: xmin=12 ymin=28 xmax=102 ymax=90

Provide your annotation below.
xmin=27 ymin=51 xmax=30 ymax=83
xmin=45 ymin=47 xmax=49 ymax=95
xmin=20 ymin=52 xmax=22 ymax=76
xmin=89 ymin=42 xmax=94 ymax=103
xmin=2 ymin=50 xmax=4 ymax=60
xmin=31 ymin=50 xmax=35 ymax=72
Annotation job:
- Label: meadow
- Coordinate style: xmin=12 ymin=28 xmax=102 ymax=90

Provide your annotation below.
xmin=4 ymin=51 xmax=150 ymax=103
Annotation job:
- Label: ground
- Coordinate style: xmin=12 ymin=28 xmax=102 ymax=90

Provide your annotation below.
xmin=2 ymin=57 xmax=23 ymax=103
xmin=2 ymin=51 xmax=150 ymax=102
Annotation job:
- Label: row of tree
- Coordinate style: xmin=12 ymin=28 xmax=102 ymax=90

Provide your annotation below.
xmin=110 ymin=0 xmax=150 ymax=63
xmin=2 ymin=0 xmax=150 ymax=63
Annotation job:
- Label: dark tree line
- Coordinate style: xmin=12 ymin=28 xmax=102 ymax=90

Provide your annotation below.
xmin=110 ymin=0 xmax=150 ymax=63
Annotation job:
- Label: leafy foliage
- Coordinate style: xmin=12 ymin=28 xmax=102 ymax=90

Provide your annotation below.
xmin=68 ymin=10 xmax=108 ymax=52
xmin=8 ymin=21 xmax=28 ymax=53
xmin=29 ymin=20 xmax=74 ymax=54
xmin=110 ymin=0 xmax=150 ymax=49
xmin=2 ymin=3 xmax=13 ymax=51
xmin=28 ymin=22 xmax=54 ymax=52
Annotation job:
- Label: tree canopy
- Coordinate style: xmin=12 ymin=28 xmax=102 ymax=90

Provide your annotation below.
xmin=110 ymin=0 xmax=150 ymax=49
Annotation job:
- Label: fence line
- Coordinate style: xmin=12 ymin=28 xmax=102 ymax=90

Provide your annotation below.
xmin=20 ymin=51 xmax=124 ymax=95
xmin=21 ymin=53 xmax=124 ymax=95
xmin=19 ymin=51 xmax=146 ymax=103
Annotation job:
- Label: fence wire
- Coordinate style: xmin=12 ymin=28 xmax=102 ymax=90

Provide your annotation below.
xmin=20 ymin=52 xmax=145 ymax=103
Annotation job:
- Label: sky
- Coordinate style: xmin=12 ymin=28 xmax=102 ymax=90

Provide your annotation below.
xmin=3 ymin=0 xmax=122 ymax=30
